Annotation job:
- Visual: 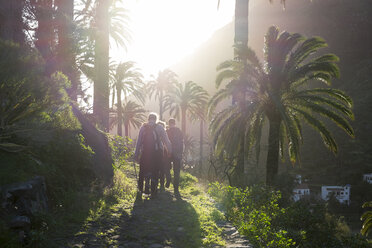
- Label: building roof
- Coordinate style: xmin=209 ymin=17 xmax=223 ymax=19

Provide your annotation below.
xmin=294 ymin=184 xmax=309 ymax=190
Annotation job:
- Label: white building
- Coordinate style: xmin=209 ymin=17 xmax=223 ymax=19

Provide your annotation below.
xmin=321 ymin=185 xmax=351 ymax=205
xmin=363 ymin=173 xmax=372 ymax=184
xmin=295 ymin=174 xmax=302 ymax=184
xmin=293 ymin=184 xmax=310 ymax=202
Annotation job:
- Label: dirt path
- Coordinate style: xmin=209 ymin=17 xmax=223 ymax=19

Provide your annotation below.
xmin=63 ymin=171 xmax=251 ymax=248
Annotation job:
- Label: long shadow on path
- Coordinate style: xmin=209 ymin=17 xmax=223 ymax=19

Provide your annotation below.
xmin=118 ymin=191 xmax=202 ymax=248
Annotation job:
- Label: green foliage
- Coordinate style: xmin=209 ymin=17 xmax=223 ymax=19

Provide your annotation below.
xmin=179 ymin=171 xmax=198 ymax=189
xmin=109 ymin=135 xmax=134 ymax=167
xmin=29 ymin=131 xmax=95 ymax=204
xmin=361 ymin=201 xmax=372 ymax=236
xmin=209 ymin=182 xmax=294 ymax=247
xmin=209 ymin=182 xmax=370 ymax=247
xmin=0 ymin=40 xmax=77 ymax=154
xmin=190 ymin=193 xmax=225 ymax=247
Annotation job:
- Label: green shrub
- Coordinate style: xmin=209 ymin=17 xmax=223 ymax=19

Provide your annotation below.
xmin=208 ymin=182 xmax=294 ymax=247
xmin=109 ymin=135 xmax=134 ymax=168
xmin=209 ymin=182 xmax=370 ymax=248
xmin=179 ymin=172 xmax=198 ymax=189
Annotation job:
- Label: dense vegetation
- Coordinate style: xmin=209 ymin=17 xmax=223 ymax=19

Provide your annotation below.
xmin=0 ymin=0 xmax=371 ymax=247
xmin=209 ymin=182 xmax=370 ymax=247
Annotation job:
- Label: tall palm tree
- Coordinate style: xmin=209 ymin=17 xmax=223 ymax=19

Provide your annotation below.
xmin=191 ymin=102 xmax=209 ymax=175
xmin=147 ymin=69 xmax=178 ymax=120
xmin=210 ymin=26 xmax=354 ymax=185
xmin=111 ymin=61 xmax=144 ymax=136
xmin=218 ymin=0 xmax=286 ymax=44
xmin=164 ymin=81 xmax=209 ymax=135
xmin=55 ymin=0 xmax=79 ymax=101
xmin=93 ymin=0 xmax=110 ymax=131
xmin=110 ymin=100 xmax=146 ymax=137
xmin=216 ymin=0 xmax=287 ymax=186
xmin=0 ymin=0 xmax=25 ymax=44
xmin=91 ymin=0 xmax=131 ymax=131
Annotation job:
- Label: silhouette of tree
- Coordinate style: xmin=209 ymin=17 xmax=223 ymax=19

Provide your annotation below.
xmin=111 ymin=61 xmax=144 ymax=136
xmin=147 ymin=69 xmax=178 ymax=120
xmin=110 ymin=100 xmax=146 ymax=137
xmin=164 ymin=81 xmax=208 ymax=135
xmin=210 ymin=26 xmax=354 ymax=185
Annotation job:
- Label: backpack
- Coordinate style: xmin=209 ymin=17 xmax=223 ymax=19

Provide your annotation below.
xmin=142 ymin=124 xmax=161 ymax=154
xmin=167 ymin=127 xmax=183 ymax=155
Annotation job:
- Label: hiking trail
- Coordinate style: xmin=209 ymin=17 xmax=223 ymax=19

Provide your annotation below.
xmin=64 ymin=165 xmax=252 ymax=248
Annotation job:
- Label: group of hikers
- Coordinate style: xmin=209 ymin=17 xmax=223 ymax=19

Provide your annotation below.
xmin=134 ymin=113 xmax=184 ymax=198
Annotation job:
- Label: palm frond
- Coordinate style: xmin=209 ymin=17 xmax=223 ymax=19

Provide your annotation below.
xmin=297 ymin=100 xmax=354 ymax=137
xmin=293 ymin=107 xmax=338 ymax=153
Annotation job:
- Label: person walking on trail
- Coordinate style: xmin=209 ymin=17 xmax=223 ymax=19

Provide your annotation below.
xmin=166 ymin=118 xmax=183 ymax=196
xmin=157 ymin=121 xmax=171 ymax=191
xmin=134 ymin=113 xmax=172 ymax=197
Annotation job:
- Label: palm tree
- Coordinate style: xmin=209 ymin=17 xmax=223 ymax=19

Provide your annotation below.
xmin=147 ymin=69 xmax=178 ymax=120
xmin=111 ymin=61 xmax=144 ymax=136
xmin=217 ymin=0 xmax=286 ymax=46
xmin=210 ymin=26 xmax=354 ymax=185
xmin=110 ymin=100 xmax=146 ymax=137
xmin=93 ymin=0 xmax=110 ymax=131
xmin=216 ymin=0 xmax=287 ymax=186
xmin=55 ymin=0 xmax=79 ymax=101
xmin=90 ymin=0 xmax=131 ymax=131
xmin=0 ymin=0 xmax=25 ymax=44
xmin=164 ymin=81 xmax=209 ymax=135
xmin=191 ymin=102 xmax=209 ymax=175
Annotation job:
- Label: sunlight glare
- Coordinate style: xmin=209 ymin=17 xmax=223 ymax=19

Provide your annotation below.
xmin=113 ymin=0 xmax=234 ymax=77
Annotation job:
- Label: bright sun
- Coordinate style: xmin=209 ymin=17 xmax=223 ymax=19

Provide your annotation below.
xmin=112 ymin=0 xmax=234 ymax=78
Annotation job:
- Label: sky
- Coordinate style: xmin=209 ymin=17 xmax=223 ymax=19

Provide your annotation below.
xmin=112 ymin=0 xmax=235 ymax=78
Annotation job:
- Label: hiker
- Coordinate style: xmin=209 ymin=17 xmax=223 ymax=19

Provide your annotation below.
xmin=166 ymin=118 xmax=183 ymax=196
xmin=157 ymin=121 xmax=171 ymax=191
xmin=134 ymin=113 xmax=172 ymax=197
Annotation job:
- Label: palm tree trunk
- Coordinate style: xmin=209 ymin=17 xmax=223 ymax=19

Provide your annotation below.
xmin=181 ymin=108 xmax=186 ymax=135
xmin=34 ymin=0 xmax=55 ymax=74
xmin=116 ymin=84 xmax=122 ymax=136
xmin=0 ymin=0 xmax=25 ymax=44
xmin=111 ymin=88 xmax=115 ymax=109
xmin=233 ymin=0 xmax=249 ymax=187
xmin=234 ymin=0 xmax=249 ymax=46
xmin=93 ymin=0 xmax=110 ymax=131
xmin=266 ymin=118 xmax=281 ymax=185
xmin=199 ymin=119 xmax=204 ymax=175
xmin=56 ymin=0 xmax=79 ymax=102
xmin=159 ymin=90 xmax=164 ymax=120
xmin=124 ymin=122 xmax=129 ymax=137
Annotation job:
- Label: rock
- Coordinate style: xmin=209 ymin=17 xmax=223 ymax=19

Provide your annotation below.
xmin=177 ymin=227 xmax=184 ymax=232
xmin=1 ymin=176 xmax=48 ymax=215
xmin=224 ymin=227 xmax=237 ymax=236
